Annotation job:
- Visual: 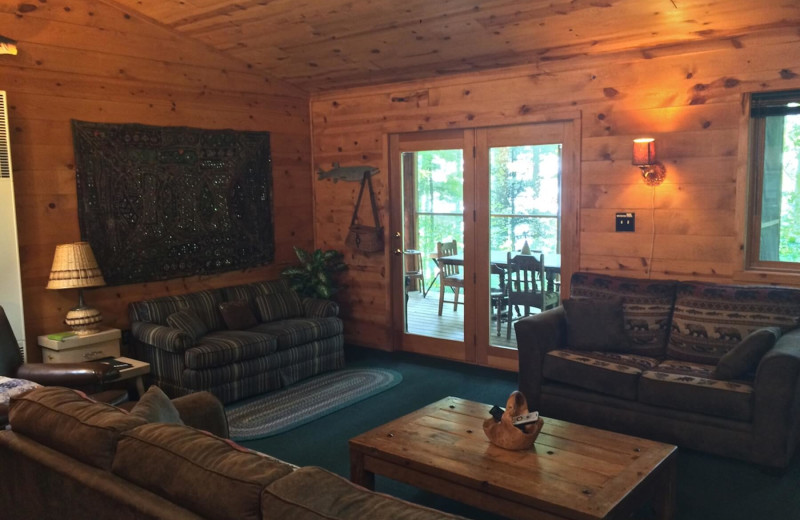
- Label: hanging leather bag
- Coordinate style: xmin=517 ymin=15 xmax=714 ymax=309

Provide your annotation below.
xmin=345 ymin=172 xmax=384 ymax=253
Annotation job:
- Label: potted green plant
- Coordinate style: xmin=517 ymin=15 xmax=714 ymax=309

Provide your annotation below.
xmin=281 ymin=247 xmax=348 ymax=299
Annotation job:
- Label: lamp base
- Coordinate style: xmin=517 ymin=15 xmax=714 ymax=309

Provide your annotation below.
xmin=64 ymin=306 xmax=103 ymax=336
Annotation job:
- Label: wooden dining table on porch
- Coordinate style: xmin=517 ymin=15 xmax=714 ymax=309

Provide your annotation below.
xmin=432 ymin=251 xmax=562 ymax=292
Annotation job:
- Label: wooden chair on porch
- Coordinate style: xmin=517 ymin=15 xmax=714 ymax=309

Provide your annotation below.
xmin=403 ymin=249 xmax=426 ymax=296
xmin=504 ymin=252 xmax=559 ymax=339
xmin=436 ymin=240 xmax=464 ymax=316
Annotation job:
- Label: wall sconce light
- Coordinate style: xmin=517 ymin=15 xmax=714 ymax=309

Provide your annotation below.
xmin=632 ymin=138 xmax=666 ymax=186
xmin=0 ymin=35 xmax=18 ymax=56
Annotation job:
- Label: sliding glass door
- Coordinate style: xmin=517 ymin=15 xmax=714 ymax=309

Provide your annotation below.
xmin=476 ymin=124 xmax=569 ymax=368
xmin=390 ymin=122 xmax=576 ymax=368
xmin=389 ymin=130 xmax=475 ymax=362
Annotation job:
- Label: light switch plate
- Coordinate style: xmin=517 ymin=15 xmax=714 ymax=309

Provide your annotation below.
xmin=615 ymin=212 xmax=635 ymax=232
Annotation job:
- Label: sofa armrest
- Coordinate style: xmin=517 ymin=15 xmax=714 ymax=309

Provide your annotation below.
xmin=515 ymin=306 xmax=566 ymax=409
xmin=131 ymin=322 xmax=193 ymax=353
xmin=16 ymin=362 xmax=119 ymax=386
xmin=302 ymin=297 xmax=340 ymax=318
xmin=753 ymin=328 xmax=800 ymax=467
xmin=171 ymin=391 xmax=229 ymax=439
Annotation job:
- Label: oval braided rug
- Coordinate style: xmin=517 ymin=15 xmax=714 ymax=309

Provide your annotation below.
xmin=225 ymin=368 xmax=402 ymax=441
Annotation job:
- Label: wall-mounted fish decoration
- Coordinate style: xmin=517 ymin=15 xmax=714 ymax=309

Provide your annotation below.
xmin=317 ymin=163 xmax=379 ymax=182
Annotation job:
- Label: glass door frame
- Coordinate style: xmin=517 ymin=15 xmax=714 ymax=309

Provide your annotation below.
xmin=389 ymin=129 xmax=477 ymax=363
xmin=389 ymin=119 xmax=580 ymax=370
xmin=475 ymin=121 xmax=579 ymax=369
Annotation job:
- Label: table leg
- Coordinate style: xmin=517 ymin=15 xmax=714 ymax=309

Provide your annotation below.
xmin=652 ymin=454 xmax=677 ymax=520
xmin=350 ymin=450 xmax=375 ymax=490
xmin=134 ymin=375 xmax=146 ymax=399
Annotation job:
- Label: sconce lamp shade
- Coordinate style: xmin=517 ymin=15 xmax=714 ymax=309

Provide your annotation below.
xmin=47 ymin=242 xmax=106 ymax=289
xmin=632 ymin=137 xmax=666 ymax=186
xmin=0 ymin=35 xmax=17 ymax=56
xmin=632 ymin=138 xmax=656 ymax=166
xmin=46 ymin=242 xmax=106 ymax=335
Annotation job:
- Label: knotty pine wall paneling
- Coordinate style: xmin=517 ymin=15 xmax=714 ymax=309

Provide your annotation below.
xmin=0 ymin=0 xmax=312 ymax=361
xmin=311 ymin=25 xmax=800 ymax=352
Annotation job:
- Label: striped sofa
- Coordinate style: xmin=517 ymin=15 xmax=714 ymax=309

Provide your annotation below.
xmin=128 ymin=280 xmax=344 ymax=404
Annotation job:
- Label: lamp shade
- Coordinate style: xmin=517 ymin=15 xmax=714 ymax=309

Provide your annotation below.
xmin=632 ymin=138 xmax=656 ymax=166
xmin=46 ymin=242 xmax=106 ymax=290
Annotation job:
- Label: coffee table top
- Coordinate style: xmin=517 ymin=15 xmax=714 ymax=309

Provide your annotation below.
xmin=349 ymin=396 xmax=677 ymax=520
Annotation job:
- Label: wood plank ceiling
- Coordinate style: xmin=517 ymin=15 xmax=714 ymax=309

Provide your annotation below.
xmin=110 ymin=0 xmax=800 ymax=92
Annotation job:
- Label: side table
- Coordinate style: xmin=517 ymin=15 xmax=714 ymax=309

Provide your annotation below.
xmin=38 ymin=328 xmax=121 ymax=363
xmin=113 ymin=357 xmax=150 ymax=398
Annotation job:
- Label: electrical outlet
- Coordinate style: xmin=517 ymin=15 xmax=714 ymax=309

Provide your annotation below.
xmin=615 ymin=212 xmax=635 ymax=232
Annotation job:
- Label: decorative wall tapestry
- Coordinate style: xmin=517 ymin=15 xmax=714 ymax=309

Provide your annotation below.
xmin=72 ymin=121 xmax=273 ymax=285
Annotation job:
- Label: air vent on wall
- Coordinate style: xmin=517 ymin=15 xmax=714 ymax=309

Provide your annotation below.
xmin=0 ymin=91 xmax=10 ymax=179
xmin=0 ymin=88 xmax=25 ymax=359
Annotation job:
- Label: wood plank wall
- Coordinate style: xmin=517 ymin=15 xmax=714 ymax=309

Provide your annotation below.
xmin=0 ymin=0 xmax=312 ymax=361
xmin=311 ymin=25 xmax=800 ymax=351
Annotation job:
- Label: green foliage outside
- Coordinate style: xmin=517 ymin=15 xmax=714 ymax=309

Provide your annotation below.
xmin=778 ymin=115 xmax=800 ymax=262
xmin=413 ymin=149 xmax=463 ymax=262
xmin=408 ymin=145 xmax=561 ymax=287
xmin=281 ymin=247 xmax=348 ymax=300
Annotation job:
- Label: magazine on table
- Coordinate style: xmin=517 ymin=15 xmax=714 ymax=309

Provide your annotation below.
xmin=97 ymin=357 xmax=133 ymax=370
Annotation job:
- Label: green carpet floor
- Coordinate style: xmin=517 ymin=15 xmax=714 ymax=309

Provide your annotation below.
xmin=241 ymin=345 xmax=800 ymax=520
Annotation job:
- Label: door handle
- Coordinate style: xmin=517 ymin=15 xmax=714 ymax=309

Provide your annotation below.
xmin=394 ymin=231 xmax=401 ymax=238
xmin=393 ymin=249 xmax=403 ymax=256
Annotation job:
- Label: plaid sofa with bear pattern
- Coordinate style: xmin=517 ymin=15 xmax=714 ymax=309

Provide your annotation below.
xmin=517 ymin=272 xmax=800 ymax=468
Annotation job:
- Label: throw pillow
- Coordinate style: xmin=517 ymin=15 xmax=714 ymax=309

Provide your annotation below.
xmin=563 ymin=297 xmax=629 ymax=351
xmin=0 ymin=376 xmax=41 ymax=407
xmin=714 ymin=327 xmax=781 ymax=380
xmin=255 ymin=292 xmax=304 ymax=323
xmin=129 ymin=386 xmax=184 ymax=425
xmin=218 ymin=300 xmax=259 ymax=330
xmin=166 ymin=309 xmax=208 ymax=342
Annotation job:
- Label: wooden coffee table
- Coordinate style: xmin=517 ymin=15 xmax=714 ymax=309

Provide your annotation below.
xmin=349 ymin=397 xmax=677 ymax=520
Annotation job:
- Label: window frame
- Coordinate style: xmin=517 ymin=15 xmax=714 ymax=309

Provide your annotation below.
xmin=745 ymin=89 xmax=800 ymax=274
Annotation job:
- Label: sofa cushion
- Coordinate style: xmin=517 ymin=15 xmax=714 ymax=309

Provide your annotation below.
xmin=8 ymin=387 xmax=147 ymax=470
xmin=639 ymin=359 xmax=754 ymax=422
xmin=714 ymin=327 xmax=781 ymax=380
xmin=667 ymin=282 xmax=800 ymax=364
xmin=251 ymin=279 xmax=292 ymax=297
xmin=129 ymin=385 xmax=183 ymax=425
xmin=542 ymin=349 xmax=660 ymax=401
xmin=185 ymin=331 xmax=279 ymax=370
xmin=255 ymin=292 xmax=304 ymax=323
xmin=182 ymin=290 xmax=225 ymax=331
xmin=219 ymin=300 xmax=259 ymax=330
xmin=223 ymin=280 xmax=292 ymax=305
xmin=263 ymin=466 xmax=464 ymax=519
xmin=563 ymin=297 xmax=628 ymax=351
xmin=570 ymin=273 xmax=677 ymax=357
xmin=302 ymin=298 xmax=340 ymax=318
xmin=181 ymin=336 xmax=345 ymax=399
xmin=129 ymin=294 xmax=186 ymax=325
xmin=113 ymin=423 xmax=294 ymax=520
xmin=251 ymin=317 xmax=344 ymax=350
xmin=167 ymin=309 xmax=208 ymax=342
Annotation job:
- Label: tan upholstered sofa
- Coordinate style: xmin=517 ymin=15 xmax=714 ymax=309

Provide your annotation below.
xmin=0 ymin=387 xmax=463 ymax=520
xmin=516 ymin=272 xmax=800 ymax=468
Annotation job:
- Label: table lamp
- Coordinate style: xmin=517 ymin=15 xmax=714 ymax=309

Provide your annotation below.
xmin=46 ymin=241 xmax=106 ymax=335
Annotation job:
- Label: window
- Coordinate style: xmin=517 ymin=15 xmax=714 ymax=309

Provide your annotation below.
xmin=747 ymin=90 xmax=800 ymax=270
xmin=489 ymin=144 xmax=561 ymax=254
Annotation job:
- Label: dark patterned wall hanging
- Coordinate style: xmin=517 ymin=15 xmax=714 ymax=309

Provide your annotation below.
xmin=72 ymin=121 xmax=273 ymax=285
